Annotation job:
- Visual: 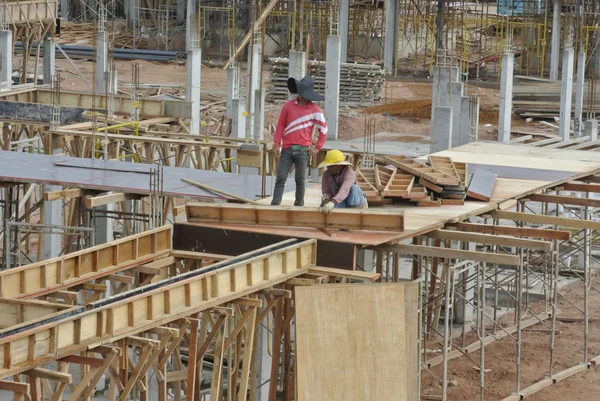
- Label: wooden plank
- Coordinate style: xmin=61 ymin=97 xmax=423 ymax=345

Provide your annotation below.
xmin=169 ymin=250 xmax=230 ymax=261
xmin=44 ymin=188 xmax=86 ymax=201
xmin=427 ymin=229 xmax=553 ymax=251
xmin=307 ymin=266 xmax=381 ymax=281
xmin=491 ymin=210 xmax=600 ymax=230
xmin=560 ymin=182 xmax=600 ymax=193
xmin=185 ymin=203 xmax=404 ymax=232
xmin=377 ymin=244 xmax=521 ymax=265
xmin=404 ymin=282 xmax=419 ymax=401
xmin=467 ymin=168 xmax=497 ymax=202
xmin=26 ymin=368 xmax=72 ymax=383
xmin=0 ymin=379 xmax=29 ymax=393
xmin=454 ymin=222 xmax=570 ymax=241
xmin=295 ymin=284 xmax=410 ymax=401
xmin=384 ymin=156 xmax=459 ymax=186
xmin=85 ymin=193 xmax=137 ymax=208
xmin=529 ymin=193 xmax=600 ymax=208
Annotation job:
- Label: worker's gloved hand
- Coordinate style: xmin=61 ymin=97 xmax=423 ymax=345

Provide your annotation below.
xmin=320 ymin=201 xmax=335 ymax=215
xmin=320 ymin=194 xmax=331 ymax=208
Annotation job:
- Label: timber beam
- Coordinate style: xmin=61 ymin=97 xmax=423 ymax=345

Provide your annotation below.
xmin=428 ymin=229 xmax=553 ymax=251
xmin=528 ymin=193 xmax=600 ymax=208
xmin=0 ymin=225 xmax=172 ymax=299
xmin=490 ymin=210 xmax=600 ymax=230
xmin=185 ymin=202 xmax=405 ymax=231
xmin=453 ymin=222 xmax=571 ymax=241
xmin=44 ymin=188 xmax=89 ymax=201
xmin=0 ymin=239 xmax=316 ymax=378
xmin=558 ymin=182 xmax=600 ymax=193
xmin=374 ymin=244 xmax=521 ymax=265
xmin=84 ymin=192 xmax=141 ymax=208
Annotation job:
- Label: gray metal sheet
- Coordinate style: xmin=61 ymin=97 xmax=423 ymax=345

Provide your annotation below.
xmin=0 ymin=151 xmax=291 ymax=200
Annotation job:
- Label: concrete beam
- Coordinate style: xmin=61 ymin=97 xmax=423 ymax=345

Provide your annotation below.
xmin=325 ymin=35 xmax=341 ymax=140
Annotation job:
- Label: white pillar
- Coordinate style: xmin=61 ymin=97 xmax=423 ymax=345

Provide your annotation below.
xmin=339 ymin=0 xmax=350 ymax=63
xmin=559 ymin=49 xmax=574 ymax=141
xmin=574 ymin=51 xmax=586 ymax=137
xmin=325 ymin=35 xmax=341 ymax=140
xmin=288 ymin=50 xmax=306 ymax=80
xmin=498 ymin=52 xmax=514 ymax=142
xmin=248 ymin=42 xmax=262 ymax=139
xmin=226 ymin=65 xmax=239 ymax=118
xmin=43 ymin=38 xmax=55 ymax=85
xmin=254 ymin=89 xmax=265 ymax=140
xmin=0 ymin=30 xmax=13 ymax=88
xmin=430 ymin=106 xmax=453 ymax=153
xmin=550 ymin=0 xmax=561 ymax=80
xmin=186 ymin=48 xmax=202 ymax=135
xmin=585 ymin=119 xmax=598 ymax=141
xmin=96 ymin=31 xmax=107 ymax=94
xmin=232 ymin=98 xmax=247 ymax=139
xmin=60 ymin=0 xmax=69 ymax=20
xmin=94 ymin=204 xmax=114 ymax=245
xmin=126 ymin=0 xmax=138 ymax=29
xmin=42 ymin=147 xmax=62 ymax=259
xmin=383 ymin=0 xmax=398 ymax=73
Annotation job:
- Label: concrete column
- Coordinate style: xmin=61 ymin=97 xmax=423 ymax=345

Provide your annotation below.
xmin=383 ymin=0 xmax=398 ymax=73
xmin=226 ymin=66 xmax=239 ymax=118
xmin=430 ymin=106 xmax=453 ymax=153
xmin=186 ymin=48 xmax=202 ymax=135
xmin=289 ymin=50 xmax=306 ymax=80
xmin=325 ymin=35 xmax=341 ymax=140
xmin=585 ymin=119 xmax=598 ymax=141
xmin=254 ymin=89 xmax=265 ymax=140
xmin=449 ymin=82 xmax=464 ymax=147
xmin=126 ymin=0 xmax=138 ymax=29
xmin=559 ymin=49 xmax=574 ymax=141
xmin=456 ymin=95 xmax=476 ymax=147
xmin=43 ymin=38 xmax=55 ymax=85
xmin=549 ymin=0 xmax=561 ymax=80
xmin=177 ymin=0 xmax=186 ymax=21
xmin=574 ymin=51 xmax=586 ymax=137
xmin=498 ymin=52 xmax=514 ymax=142
xmin=232 ymin=98 xmax=247 ymax=139
xmin=0 ymin=30 xmax=13 ymax=88
xmin=60 ymin=0 xmax=69 ymax=20
xmin=248 ymin=42 xmax=262 ymax=139
xmin=255 ymin=299 xmax=272 ymax=401
xmin=430 ymin=66 xmax=459 ymax=132
xmin=339 ymin=0 xmax=350 ymax=62
xmin=94 ymin=205 xmax=114 ymax=245
xmin=96 ymin=31 xmax=108 ymax=94
xmin=42 ymin=147 xmax=62 ymax=259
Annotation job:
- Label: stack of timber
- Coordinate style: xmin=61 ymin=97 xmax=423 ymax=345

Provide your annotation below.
xmin=358 ymin=155 xmax=468 ymax=207
xmin=267 ymin=58 xmax=385 ymax=106
xmin=513 ymin=75 xmax=600 ymax=119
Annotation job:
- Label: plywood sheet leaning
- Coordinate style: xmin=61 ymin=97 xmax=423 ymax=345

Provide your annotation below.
xmin=384 ymin=156 xmax=460 ymax=186
xmin=185 ymin=202 xmax=404 ymax=231
xmin=467 ymin=167 xmax=498 ymax=202
xmin=295 ymin=283 xmax=412 ymax=401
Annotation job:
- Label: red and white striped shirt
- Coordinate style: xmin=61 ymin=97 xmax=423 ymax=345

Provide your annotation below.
xmin=273 ymin=99 xmax=328 ymax=150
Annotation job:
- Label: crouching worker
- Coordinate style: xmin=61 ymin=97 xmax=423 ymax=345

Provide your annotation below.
xmin=318 ymin=149 xmax=368 ymax=214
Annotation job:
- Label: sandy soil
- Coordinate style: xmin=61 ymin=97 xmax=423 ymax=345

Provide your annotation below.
xmin=422 ymin=276 xmax=600 ymax=400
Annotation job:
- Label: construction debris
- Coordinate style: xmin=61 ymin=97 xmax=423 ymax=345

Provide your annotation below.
xmin=267 ymin=58 xmax=385 ymax=106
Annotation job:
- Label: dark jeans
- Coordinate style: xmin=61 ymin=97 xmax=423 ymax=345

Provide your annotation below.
xmin=271 ymin=148 xmax=308 ymax=206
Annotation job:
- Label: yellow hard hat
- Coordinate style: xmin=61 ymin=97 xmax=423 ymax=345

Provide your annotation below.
xmin=317 ymin=149 xmax=353 ymax=168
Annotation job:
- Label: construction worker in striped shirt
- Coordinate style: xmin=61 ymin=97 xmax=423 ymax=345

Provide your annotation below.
xmin=271 ymin=76 xmax=328 ymax=207
xmin=318 ymin=149 xmax=368 ymax=214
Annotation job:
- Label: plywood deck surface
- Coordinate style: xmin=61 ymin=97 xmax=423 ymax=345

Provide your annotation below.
xmin=295 ymin=284 xmax=411 ymax=401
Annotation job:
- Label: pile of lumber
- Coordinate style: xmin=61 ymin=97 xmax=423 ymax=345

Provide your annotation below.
xmin=513 ymin=75 xmax=600 ymax=119
xmin=266 ymin=58 xmax=385 ymax=106
xmin=356 ymin=155 xmax=496 ymax=207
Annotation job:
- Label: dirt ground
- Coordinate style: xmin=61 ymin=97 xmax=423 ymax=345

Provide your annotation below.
xmin=42 ymin=56 xmax=553 ymax=145
xmin=422 ymin=275 xmax=600 ymax=400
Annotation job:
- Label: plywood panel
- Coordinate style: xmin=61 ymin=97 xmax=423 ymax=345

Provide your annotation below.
xmin=295 ymin=284 xmax=410 ymax=401
xmin=403 ymin=282 xmax=419 ymax=401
